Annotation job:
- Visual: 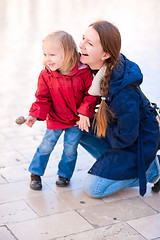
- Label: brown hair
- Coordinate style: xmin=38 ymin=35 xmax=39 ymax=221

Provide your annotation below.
xmin=90 ymin=20 xmax=121 ymax=137
xmin=43 ymin=31 xmax=79 ymax=73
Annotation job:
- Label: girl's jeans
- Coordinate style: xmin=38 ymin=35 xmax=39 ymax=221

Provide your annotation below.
xmin=79 ymin=131 xmax=160 ymax=198
xmin=29 ymin=126 xmax=82 ymax=179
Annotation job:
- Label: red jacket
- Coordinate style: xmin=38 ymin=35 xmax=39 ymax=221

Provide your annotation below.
xmin=29 ymin=63 xmax=98 ymax=129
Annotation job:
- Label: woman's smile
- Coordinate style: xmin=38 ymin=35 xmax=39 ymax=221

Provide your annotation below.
xmin=79 ymin=27 xmax=108 ymax=69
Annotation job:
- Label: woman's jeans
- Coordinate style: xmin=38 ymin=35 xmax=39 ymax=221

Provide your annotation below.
xmin=79 ymin=131 xmax=160 ymax=198
xmin=29 ymin=126 xmax=82 ymax=179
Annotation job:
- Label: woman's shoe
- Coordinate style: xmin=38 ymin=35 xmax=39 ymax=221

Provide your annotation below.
xmin=56 ymin=176 xmax=70 ymax=187
xmin=30 ymin=173 xmax=42 ymax=190
xmin=152 ymin=155 xmax=160 ymax=192
xmin=152 ymin=179 xmax=160 ymax=192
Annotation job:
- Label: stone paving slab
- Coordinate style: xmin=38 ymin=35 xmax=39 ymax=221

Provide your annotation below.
xmin=0 ymin=151 xmax=29 ymax=168
xmin=77 ymin=198 xmax=157 ymax=228
xmin=0 ymin=200 xmax=38 ymax=225
xmin=8 ymin=211 xmax=93 ymax=240
xmin=0 ymin=181 xmax=54 ymax=204
xmin=0 ymin=226 xmax=16 ymax=240
xmin=142 ymin=189 xmax=160 ymax=212
xmin=56 ymin=223 xmax=146 ymax=240
xmin=127 ymin=213 xmax=160 ymax=240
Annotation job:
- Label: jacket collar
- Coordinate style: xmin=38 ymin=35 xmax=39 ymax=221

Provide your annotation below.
xmin=46 ymin=63 xmax=79 ymax=77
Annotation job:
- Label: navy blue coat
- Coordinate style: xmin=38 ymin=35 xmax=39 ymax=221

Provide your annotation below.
xmin=89 ymin=54 xmax=159 ymax=196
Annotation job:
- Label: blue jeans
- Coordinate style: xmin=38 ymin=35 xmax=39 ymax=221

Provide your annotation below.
xmin=29 ymin=126 xmax=82 ymax=179
xmin=79 ymin=131 xmax=160 ymax=198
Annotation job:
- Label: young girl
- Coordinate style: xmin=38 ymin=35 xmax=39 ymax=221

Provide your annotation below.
xmin=26 ymin=30 xmax=98 ymax=190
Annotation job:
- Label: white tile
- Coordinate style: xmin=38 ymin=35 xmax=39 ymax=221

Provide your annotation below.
xmin=57 ymin=188 xmax=103 ymax=210
xmin=44 ymin=170 xmax=87 ymax=193
xmin=77 ymin=198 xmax=157 ymax=227
xmin=57 ymin=223 xmax=146 ymax=240
xmin=25 ymin=192 xmax=70 ymax=216
xmin=0 ymin=181 xmax=54 ymax=204
xmin=1 ymin=121 xmax=45 ymax=138
xmin=0 ymin=226 xmax=16 ymax=240
xmin=0 ymin=164 xmax=31 ymax=183
xmin=127 ymin=213 xmax=160 ymax=239
xmin=141 ymin=187 xmax=160 ymax=212
xmin=0 ymin=151 xmax=29 ymax=168
xmin=8 ymin=211 xmax=93 ymax=239
xmin=0 ymin=200 xmax=38 ymax=224
xmin=8 ymin=136 xmax=41 ymax=151
xmin=0 ymin=174 xmax=7 ymax=184
xmin=103 ymin=187 xmax=139 ymax=203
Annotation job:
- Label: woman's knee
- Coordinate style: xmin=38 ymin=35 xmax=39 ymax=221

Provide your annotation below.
xmin=83 ymin=174 xmax=106 ymax=198
xmin=84 ymin=182 xmax=100 ymax=198
xmin=83 ymin=174 xmax=124 ymax=198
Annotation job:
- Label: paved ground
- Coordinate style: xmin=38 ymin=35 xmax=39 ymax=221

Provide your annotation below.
xmin=0 ymin=125 xmax=160 ymax=240
xmin=0 ymin=0 xmax=160 ymax=239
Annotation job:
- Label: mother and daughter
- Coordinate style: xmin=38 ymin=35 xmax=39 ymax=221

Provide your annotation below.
xmin=25 ymin=20 xmax=160 ymax=197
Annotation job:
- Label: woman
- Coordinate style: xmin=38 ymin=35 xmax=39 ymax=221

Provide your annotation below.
xmin=78 ymin=20 xmax=160 ymax=198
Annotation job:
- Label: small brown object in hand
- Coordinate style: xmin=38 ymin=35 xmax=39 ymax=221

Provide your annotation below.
xmin=15 ymin=116 xmax=26 ymax=125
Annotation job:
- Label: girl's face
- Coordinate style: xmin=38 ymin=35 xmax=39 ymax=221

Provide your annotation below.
xmin=42 ymin=39 xmax=64 ymax=72
xmin=79 ymin=27 xmax=110 ymax=70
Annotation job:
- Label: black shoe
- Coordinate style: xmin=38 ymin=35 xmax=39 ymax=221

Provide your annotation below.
xmin=30 ymin=174 xmax=42 ymax=190
xmin=152 ymin=179 xmax=160 ymax=192
xmin=152 ymin=155 xmax=160 ymax=192
xmin=56 ymin=176 xmax=70 ymax=187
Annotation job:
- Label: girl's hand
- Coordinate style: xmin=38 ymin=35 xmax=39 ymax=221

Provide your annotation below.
xmin=25 ymin=116 xmax=37 ymax=128
xmin=77 ymin=114 xmax=90 ymax=132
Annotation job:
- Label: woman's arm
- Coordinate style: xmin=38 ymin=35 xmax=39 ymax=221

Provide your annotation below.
xmin=106 ymin=88 xmax=140 ymax=148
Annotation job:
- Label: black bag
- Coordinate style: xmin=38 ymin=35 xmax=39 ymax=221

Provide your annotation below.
xmin=138 ymin=87 xmax=160 ymax=149
xmin=150 ymin=103 xmax=160 ymax=149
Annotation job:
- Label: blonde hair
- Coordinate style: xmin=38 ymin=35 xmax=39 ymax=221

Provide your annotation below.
xmin=90 ymin=21 xmax=121 ymax=137
xmin=43 ymin=30 xmax=79 ymax=73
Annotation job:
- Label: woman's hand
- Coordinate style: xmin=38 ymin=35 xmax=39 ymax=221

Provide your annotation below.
xmin=25 ymin=116 xmax=37 ymax=128
xmin=77 ymin=114 xmax=90 ymax=132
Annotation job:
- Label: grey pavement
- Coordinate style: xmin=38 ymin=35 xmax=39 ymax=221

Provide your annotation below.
xmin=0 ymin=0 xmax=160 ymax=239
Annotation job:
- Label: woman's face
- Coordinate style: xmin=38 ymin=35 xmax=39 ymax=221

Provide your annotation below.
xmin=79 ymin=26 xmax=110 ymax=70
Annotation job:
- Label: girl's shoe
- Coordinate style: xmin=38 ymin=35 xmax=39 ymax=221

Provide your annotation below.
xmin=56 ymin=176 xmax=70 ymax=187
xmin=30 ymin=173 xmax=42 ymax=190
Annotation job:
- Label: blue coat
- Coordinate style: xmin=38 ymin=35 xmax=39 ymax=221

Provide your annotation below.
xmin=89 ymin=54 xmax=159 ymax=196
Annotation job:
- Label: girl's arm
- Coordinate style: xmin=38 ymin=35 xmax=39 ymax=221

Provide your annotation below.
xmin=25 ymin=116 xmax=37 ymax=128
xmin=77 ymin=69 xmax=98 ymax=118
xmin=29 ymin=70 xmax=52 ymax=120
xmin=77 ymin=114 xmax=90 ymax=132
